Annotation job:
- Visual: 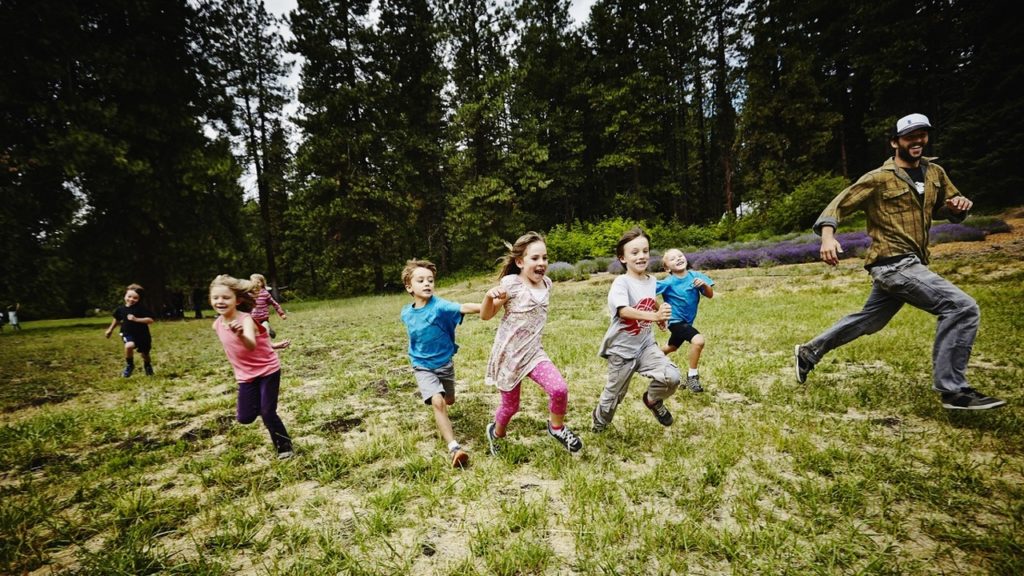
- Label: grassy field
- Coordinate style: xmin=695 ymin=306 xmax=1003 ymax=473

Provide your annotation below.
xmin=2 ymin=247 xmax=1022 ymax=575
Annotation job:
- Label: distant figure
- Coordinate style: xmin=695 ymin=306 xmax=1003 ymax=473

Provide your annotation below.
xmin=104 ymin=284 xmax=155 ymax=377
xmin=5 ymin=303 xmax=19 ymax=331
xmin=481 ymin=232 xmax=584 ymax=455
xmin=191 ymin=286 xmax=205 ymax=319
xmin=794 ymin=113 xmax=1004 ymax=411
xmin=657 ymin=249 xmax=715 ymax=393
xmin=249 ymin=274 xmax=286 ymax=338
xmin=209 ymin=274 xmax=294 ymax=459
xmin=400 ymin=259 xmax=481 ymax=469
xmin=592 ymin=227 xmax=681 ymax=433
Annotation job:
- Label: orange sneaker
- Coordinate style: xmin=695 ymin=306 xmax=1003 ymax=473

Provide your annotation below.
xmin=450 ymin=448 xmax=469 ymax=469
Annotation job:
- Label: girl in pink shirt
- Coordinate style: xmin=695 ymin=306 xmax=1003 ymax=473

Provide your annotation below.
xmin=210 ymin=274 xmax=294 ymax=459
xmin=248 ymin=273 xmax=287 ymax=338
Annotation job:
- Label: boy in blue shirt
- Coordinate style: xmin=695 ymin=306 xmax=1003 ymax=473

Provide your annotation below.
xmin=400 ymin=259 xmax=481 ymax=468
xmin=656 ymin=249 xmax=715 ymax=393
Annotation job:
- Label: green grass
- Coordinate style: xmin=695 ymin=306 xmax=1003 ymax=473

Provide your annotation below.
xmin=1 ymin=252 xmax=1023 ymax=575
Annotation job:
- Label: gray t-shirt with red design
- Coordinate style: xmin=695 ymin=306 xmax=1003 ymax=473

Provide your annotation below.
xmin=599 ymin=274 xmax=658 ymax=359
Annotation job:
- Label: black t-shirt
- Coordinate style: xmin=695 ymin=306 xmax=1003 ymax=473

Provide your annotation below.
xmin=114 ymin=305 xmax=153 ymax=339
xmin=906 ymin=166 xmax=925 ymax=194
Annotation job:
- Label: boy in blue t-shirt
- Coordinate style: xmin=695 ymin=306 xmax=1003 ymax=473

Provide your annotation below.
xmin=400 ymin=259 xmax=481 ymax=469
xmin=656 ymin=249 xmax=715 ymax=393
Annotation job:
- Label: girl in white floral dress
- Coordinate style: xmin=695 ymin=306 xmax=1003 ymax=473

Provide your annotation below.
xmin=481 ymin=232 xmax=583 ymax=455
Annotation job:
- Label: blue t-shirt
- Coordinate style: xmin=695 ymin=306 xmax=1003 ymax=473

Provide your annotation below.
xmin=400 ymin=296 xmax=465 ymax=370
xmin=656 ymin=270 xmax=714 ymax=325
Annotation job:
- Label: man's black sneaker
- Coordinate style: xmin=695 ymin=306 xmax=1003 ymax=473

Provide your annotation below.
xmin=547 ymin=421 xmax=583 ymax=452
xmin=941 ymin=388 xmax=1006 ymax=410
xmin=794 ymin=345 xmax=814 ymax=384
xmin=642 ymin=392 xmax=673 ymax=426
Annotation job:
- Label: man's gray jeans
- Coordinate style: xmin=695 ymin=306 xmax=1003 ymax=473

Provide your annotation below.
xmin=804 ymin=255 xmax=979 ymax=393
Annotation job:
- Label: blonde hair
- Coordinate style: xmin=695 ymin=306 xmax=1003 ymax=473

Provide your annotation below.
xmin=497 ymin=231 xmax=545 ymax=279
xmin=401 ymin=259 xmax=437 ymax=288
xmin=125 ymin=283 xmax=144 ymax=298
xmin=661 ymin=248 xmax=686 ymax=268
xmin=210 ymin=274 xmax=255 ymax=310
xmin=249 ymin=273 xmax=267 ymax=290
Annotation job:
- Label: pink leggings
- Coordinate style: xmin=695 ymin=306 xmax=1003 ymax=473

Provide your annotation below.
xmin=494 ymin=361 xmax=568 ymax=428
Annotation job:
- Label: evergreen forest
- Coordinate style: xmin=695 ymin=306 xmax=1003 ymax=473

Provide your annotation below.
xmin=3 ymin=0 xmax=1022 ymax=318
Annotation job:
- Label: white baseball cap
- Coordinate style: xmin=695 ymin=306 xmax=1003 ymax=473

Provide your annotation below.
xmin=895 ymin=113 xmax=932 ymax=137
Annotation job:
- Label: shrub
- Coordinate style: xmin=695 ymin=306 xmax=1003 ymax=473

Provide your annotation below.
xmin=962 ymin=216 xmax=1011 ymax=234
xmin=575 ymin=259 xmax=600 ymax=276
xmin=647 ymin=250 xmax=664 ymax=273
xmin=607 ymin=259 xmax=624 ymax=274
xmin=546 ymin=218 xmax=641 ymax=263
xmin=929 ymin=223 xmax=985 ymax=244
xmin=546 ymin=262 xmax=576 ymax=282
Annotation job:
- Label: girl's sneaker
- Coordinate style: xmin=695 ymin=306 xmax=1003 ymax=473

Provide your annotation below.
xmin=122 ymin=363 xmax=134 ymax=378
xmin=486 ymin=422 xmax=501 ymax=456
xmin=144 ymin=364 xmax=154 ymax=376
xmin=547 ymin=422 xmax=583 ymax=452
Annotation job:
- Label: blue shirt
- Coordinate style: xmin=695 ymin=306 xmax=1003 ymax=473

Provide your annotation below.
xmin=656 ymin=270 xmax=714 ymax=325
xmin=400 ymin=296 xmax=465 ymax=369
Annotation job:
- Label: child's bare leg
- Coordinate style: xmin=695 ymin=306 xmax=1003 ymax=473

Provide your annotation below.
xmin=688 ymin=335 xmax=705 ymax=370
xmin=124 ymin=342 xmax=136 ymax=362
xmin=139 ymin=351 xmax=152 ymax=364
xmin=661 ymin=343 xmax=679 ymax=355
xmin=430 ymin=393 xmax=456 ymax=445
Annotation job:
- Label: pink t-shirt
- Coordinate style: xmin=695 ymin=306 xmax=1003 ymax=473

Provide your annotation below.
xmin=214 ymin=313 xmax=280 ymax=382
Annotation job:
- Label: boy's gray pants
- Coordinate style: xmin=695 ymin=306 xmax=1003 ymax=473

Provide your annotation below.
xmin=594 ymin=344 xmax=680 ymax=427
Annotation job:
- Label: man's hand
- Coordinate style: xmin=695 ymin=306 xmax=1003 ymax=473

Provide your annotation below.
xmin=946 ymin=196 xmax=973 ymax=214
xmin=820 ymin=237 xmax=844 ymax=266
xmin=820 ymin=226 xmax=843 ymax=266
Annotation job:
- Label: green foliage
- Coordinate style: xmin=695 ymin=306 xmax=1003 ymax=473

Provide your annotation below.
xmin=545 ymin=217 xmax=642 ymax=263
xmin=741 ymin=173 xmax=850 ymax=236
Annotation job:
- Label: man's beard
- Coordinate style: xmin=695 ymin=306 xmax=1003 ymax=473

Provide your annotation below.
xmin=896 ymin=146 xmax=919 ymax=164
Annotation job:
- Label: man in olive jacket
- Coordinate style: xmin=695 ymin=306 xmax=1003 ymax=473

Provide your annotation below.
xmin=794 ymin=113 xmax=1004 ymax=410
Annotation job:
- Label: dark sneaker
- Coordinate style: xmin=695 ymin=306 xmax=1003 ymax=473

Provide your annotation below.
xmin=642 ymin=392 xmax=673 ymax=426
xmin=591 ymin=407 xmax=606 ymax=433
xmin=941 ymin=388 xmax=1006 ymax=410
xmin=685 ymin=374 xmax=704 ymax=393
xmin=450 ymin=447 xmax=469 ymax=468
xmin=122 ymin=363 xmax=134 ymax=378
xmin=794 ymin=345 xmax=814 ymax=384
xmin=486 ymin=422 xmax=501 ymax=456
xmin=547 ymin=421 xmax=583 ymax=452
xmin=144 ymin=364 xmax=154 ymax=376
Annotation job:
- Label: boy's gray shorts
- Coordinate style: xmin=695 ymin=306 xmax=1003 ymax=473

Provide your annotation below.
xmin=413 ymin=362 xmax=456 ymax=404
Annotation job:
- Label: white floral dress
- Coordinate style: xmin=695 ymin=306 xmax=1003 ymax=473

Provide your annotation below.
xmin=485 ymin=274 xmax=552 ymax=392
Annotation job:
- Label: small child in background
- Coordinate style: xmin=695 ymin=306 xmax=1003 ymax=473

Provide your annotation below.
xmin=592 ymin=227 xmax=681 ymax=432
xmin=249 ymin=274 xmax=286 ymax=338
xmin=6 ymin=303 xmax=21 ymax=331
xmin=481 ymin=232 xmax=583 ymax=455
xmin=657 ymin=249 xmax=715 ymax=393
xmin=104 ymin=284 xmax=155 ymax=377
xmin=400 ymin=259 xmax=481 ymax=469
xmin=210 ymin=274 xmax=294 ymax=459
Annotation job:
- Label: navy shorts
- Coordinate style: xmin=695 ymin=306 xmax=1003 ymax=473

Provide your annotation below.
xmin=121 ymin=332 xmax=152 ymax=353
xmin=667 ymin=322 xmax=700 ymax=348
